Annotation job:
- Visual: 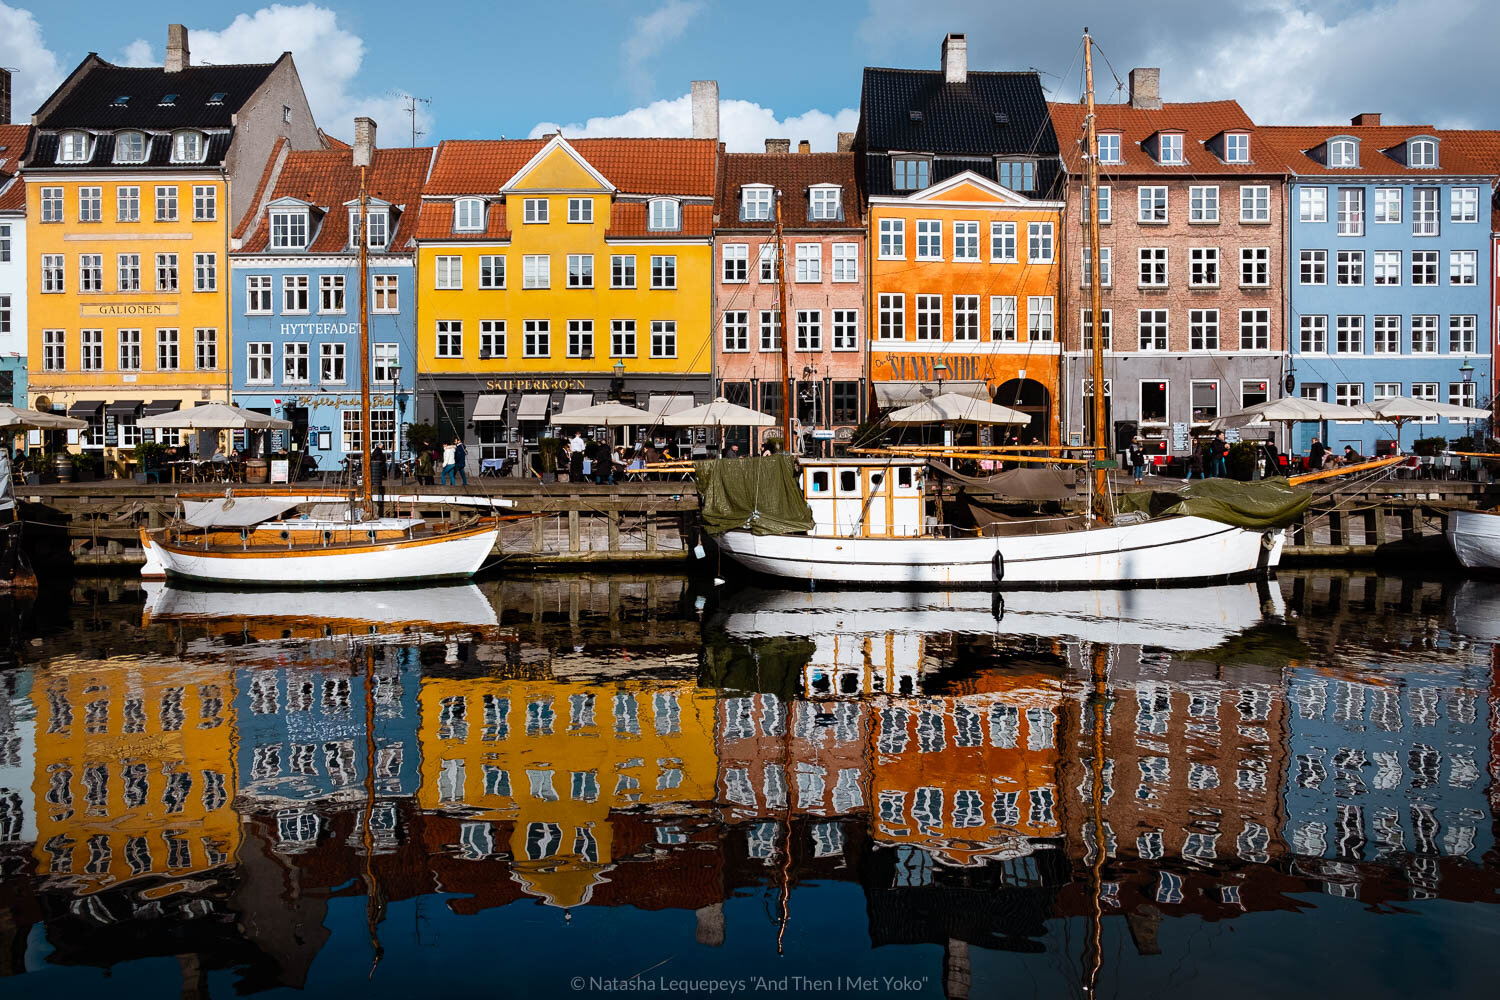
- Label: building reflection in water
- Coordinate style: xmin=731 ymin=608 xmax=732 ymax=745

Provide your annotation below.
xmin=0 ymin=571 xmax=1494 ymax=995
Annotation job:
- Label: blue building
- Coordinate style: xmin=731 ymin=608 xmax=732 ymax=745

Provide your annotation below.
xmin=230 ymin=127 xmax=429 ymax=470
xmin=1268 ymin=120 xmax=1496 ymax=455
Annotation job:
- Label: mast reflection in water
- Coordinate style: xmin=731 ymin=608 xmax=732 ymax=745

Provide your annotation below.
xmin=0 ymin=571 xmax=1495 ymax=997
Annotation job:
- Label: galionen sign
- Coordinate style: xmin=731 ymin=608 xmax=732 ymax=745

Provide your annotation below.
xmin=80 ymin=301 xmax=179 ymax=318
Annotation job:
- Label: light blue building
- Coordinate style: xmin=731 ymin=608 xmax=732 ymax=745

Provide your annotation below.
xmin=230 ymin=138 xmax=430 ymax=471
xmin=1271 ymin=122 xmax=1495 ymax=455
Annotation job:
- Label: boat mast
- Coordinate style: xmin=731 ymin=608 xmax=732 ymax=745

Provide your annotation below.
xmin=1083 ymin=30 xmax=1110 ymax=520
xmin=357 ymin=160 xmax=374 ymax=510
xmin=774 ymin=190 xmax=793 ymax=453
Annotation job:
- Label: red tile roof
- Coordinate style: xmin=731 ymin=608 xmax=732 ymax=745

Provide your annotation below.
xmin=425 ymin=137 xmax=717 ymax=197
xmin=1259 ymin=125 xmax=1500 ymax=177
xmin=0 ymin=124 xmax=32 ymax=212
xmin=607 ymin=201 xmax=713 ymax=239
xmin=240 ymin=145 xmax=435 ymax=253
xmin=1048 ymin=100 xmax=1281 ymax=176
xmin=413 ymin=200 xmax=512 ymax=242
xmin=715 ymin=152 xmax=861 ymax=229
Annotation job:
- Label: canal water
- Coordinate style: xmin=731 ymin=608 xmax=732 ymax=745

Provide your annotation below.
xmin=0 ymin=570 xmax=1495 ymax=998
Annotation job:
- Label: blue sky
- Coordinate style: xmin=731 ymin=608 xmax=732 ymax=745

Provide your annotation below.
xmin=7 ymin=1 xmax=1498 ymax=150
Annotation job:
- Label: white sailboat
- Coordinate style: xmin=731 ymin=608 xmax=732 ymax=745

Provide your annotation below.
xmin=1447 ymin=508 xmax=1500 ymax=571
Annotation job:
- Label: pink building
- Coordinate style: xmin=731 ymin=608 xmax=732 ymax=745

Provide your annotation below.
xmin=713 ymin=145 xmax=866 ymax=455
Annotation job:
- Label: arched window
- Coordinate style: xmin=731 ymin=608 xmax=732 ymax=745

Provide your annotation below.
xmin=113 ymin=131 xmax=148 ymax=164
xmin=1328 ymin=139 xmax=1357 ymax=167
xmin=1408 ymin=138 xmax=1437 ymax=168
xmin=170 ymin=130 xmax=207 ymax=164
xmin=57 ymin=131 xmax=93 ymax=163
xmin=454 ymin=197 xmax=484 ymax=232
xmin=647 ymin=198 xmax=680 ymax=231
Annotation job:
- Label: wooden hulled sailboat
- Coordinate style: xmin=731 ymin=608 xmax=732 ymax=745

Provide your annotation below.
xmin=141 ymin=124 xmax=502 ymax=586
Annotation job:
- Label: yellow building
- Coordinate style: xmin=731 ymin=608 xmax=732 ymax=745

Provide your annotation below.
xmin=414 ymin=134 xmax=718 ymax=470
xmin=22 ymin=24 xmax=321 ymax=460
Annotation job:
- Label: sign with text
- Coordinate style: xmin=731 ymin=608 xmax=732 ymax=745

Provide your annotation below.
xmin=81 ymin=301 xmax=178 ymax=318
xmin=279 ymin=321 xmax=358 ymax=336
xmin=485 ymin=377 xmax=588 ymax=391
xmin=285 ymin=394 xmax=395 ymax=408
xmin=1172 ymin=422 xmax=1190 ymax=451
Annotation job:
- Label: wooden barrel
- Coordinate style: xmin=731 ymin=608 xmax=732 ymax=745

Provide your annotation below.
xmin=53 ymin=454 xmax=74 ymax=484
xmin=244 ymin=458 xmax=269 ymax=484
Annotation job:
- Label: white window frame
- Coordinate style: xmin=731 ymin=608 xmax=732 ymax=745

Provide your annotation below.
xmin=741 ymin=186 xmax=773 ymax=221
xmin=114 ymin=131 xmax=147 ymax=164
xmin=1138 ymin=310 xmax=1169 ymax=352
xmin=722 ymin=310 xmax=749 ymax=352
xmin=832 ymin=309 xmax=858 ymax=351
xmin=1189 ymin=185 xmax=1219 ymax=223
xmin=1158 ymin=133 xmax=1184 ymax=164
xmin=1097 ymin=133 xmax=1122 ymax=164
xmin=193 ymin=185 xmax=217 ymax=222
xmin=1329 ymin=139 xmax=1357 ymax=167
xmin=1189 ymin=247 xmax=1219 ymax=288
xmin=566 ymin=253 xmax=594 ymax=289
xmin=435 ymin=320 xmax=463 ymax=359
xmin=269 ymin=209 xmax=307 ymax=250
xmin=1081 ymin=246 xmax=1112 ymax=288
xmin=611 ymin=319 xmax=636 ymax=358
xmin=1240 ymin=246 xmax=1270 ymax=287
xmin=758 ymin=311 xmax=781 ymax=352
xmin=1408 ymin=139 xmax=1437 ymax=168
xmin=795 ymin=309 xmax=822 ymax=351
xmin=794 ymin=243 xmax=822 ymax=282
xmin=566 ymin=319 xmax=595 ymax=358
xmin=246 ymin=274 xmax=272 ymax=314
xmin=650 ymin=320 xmax=677 ymax=358
xmin=1335 ymin=315 xmax=1364 ymax=354
xmin=1299 ymin=187 xmax=1327 ymax=223
xmin=1412 ymin=187 xmax=1439 ymax=236
xmin=1027 ymin=222 xmax=1054 ymax=263
xmin=1373 ymin=187 xmax=1401 ymax=224
xmin=1138 ymin=247 xmax=1168 ymax=287
xmin=319 ymin=274 xmax=346 ymax=313
xmin=170 ymin=130 xmax=206 ymax=164
xmin=568 ymin=197 xmax=593 ymax=224
xmin=647 ymin=199 xmax=680 ymax=232
xmin=57 ymin=130 xmax=93 ymax=163
xmin=455 ymin=198 xmax=485 ymax=232
xmin=1411 ymin=250 xmax=1438 ymax=285
xmin=1239 ymin=309 xmax=1270 ymax=350
xmin=990 ymin=296 xmax=1017 ymax=342
xmin=831 ymin=243 xmax=858 ymax=282
xmin=116 ymin=185 xmax=140 ymax=222
xmin=192 ymin=252 xmax=216 ymax=292
xmin=952 ymin=220 xmax=980 ymax=261
xmin=282 ymin=341 xmax=310 ymax=384
xmin=1299 ymin=315 xmax=1327 ymax=354
xmin=1372 ymin=250 xmax=1401 ymax=286
xmin=808 ymin=186 xmax=841 ymax=221
xmin=1138 ymin=186 xmax=1167 ymax=223
xmin=522 ymin=255 xmax=549 ymax=289
xmin=1449 ymin=250 xmax=1477 ymax=286
xmin=878 ymin=218 xmax=905 ymax=259
xmin=1299 ymin=249 xmax=1327 ymax=285
xmin=246 ymin=342 xmax=273 ymax=384
xmin=915 ymin=295 xmax=942 ymax=341
xmin=372 ymin=273 xmax=399 ymax=313
xmin=1372 ymin=315 xmax=1400 ymax=354
xmin=1189 ymin=309 xmax=1219 ymax=351
xmin=479 ymin=254 xmax=505 ymax=289
xmin=523 ymin=198 xmax=548 ymax=224
xmin=1336 ymin=188 xmax=1364 ymax=236
xmin=952 ymin=296 xmax=980 ymax=341
xmin=1336 ymin=250 xmax=1364 ymax=286
xmin=1027 ymin=296 xmax=1054 ymax=341
xmin=1240 ymin=185 xmax=1270 ymax=223
xmin=722 ymin=243 xmax=748 ymax=283
xmin=281 ymin=274 xmax=309 ymax=314
xmin=1411 ymin=315 xmax=1438 ymax=353
xmin=650 ymin=254 xmax=676 ymax=289
xmin=78 ymin=186 xmax=102 ymax=223
xmin=523 ymin=319 xmax=550 ymax=358
xmin=989 ymin=221 xmax=1016 ymax=262
xmin=1224 ymin=133 xmax=1250 ymax=163
xmin=877 ymin=295 xmax=903 ymax=341
xmin=1451 ymin=186 xmax=1479 ymax=223
xmin=915 ymin=220 xmax=942 ymax=261
xmin=611 ymin=254 xmax=636 ymax=289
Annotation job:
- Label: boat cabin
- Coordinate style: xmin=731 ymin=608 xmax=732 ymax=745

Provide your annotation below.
xmin=801 ymin=459 xmax=926 ymax=538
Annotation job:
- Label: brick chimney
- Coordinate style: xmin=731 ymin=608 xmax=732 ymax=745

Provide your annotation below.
xmin=765 ymin=138 xmax=790 ymax=154
xmin=797 ymin=140 xmax=810 ymax=154
xmin=836 ymin=131 xmax=854 ymax=153
xmin=0 ymin=68 xmax=10 ymax=125
xmin=1129 ymin=67 xmax=1161 ymax=110
xmin=691 ymin=80 xmax=719 ymax=139
xmin=165 ymin=24 xmax=190 ymax=74
xmin=1351 ymin=113 xmax=1380 ymax=126
xmin=941 ymin=32 xmax=967 ymax=84
xmin=353 ymin=117 xmax=376 ymax=169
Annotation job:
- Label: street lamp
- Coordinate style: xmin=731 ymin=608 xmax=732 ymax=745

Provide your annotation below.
xmin=389 ymin=363 xmax=405 ymax=468
xmin=932 ymin=360 xmax=951 ymax=448
xmin=1460 ymin=359 xmax=1475 ymax=440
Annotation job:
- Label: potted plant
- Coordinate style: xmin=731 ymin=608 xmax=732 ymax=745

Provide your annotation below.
xmin=20 ymin=449 xmax=46 ymax=486
xmin=1412 ymin=436 xmax=1447 ymax=458
xmin=537 ymin=436 xmax=564 ymax=483
xmin=133 ymin=440 xmax=167 ymax=483
xmin=1226 ymin=441 xmax=1259 ymax=481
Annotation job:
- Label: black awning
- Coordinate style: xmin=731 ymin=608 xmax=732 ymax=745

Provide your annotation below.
xmin=143 ymin=400 xmax=181 ymax=416
xmin=67 ymin=399 xmax=104 ymax=417
xmin=106 ymin=400 xmax=142 ymax=418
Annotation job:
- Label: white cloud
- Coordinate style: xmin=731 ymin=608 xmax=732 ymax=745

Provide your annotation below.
xmin=0 ymin=3 xmax=65 ymax=121
xmin=621 ymin=0 xmax=703 ymax=101
xmin=115 ymin=4 xmax=432 ymax=143
xmin=532 ymin=93 xmax=859 ymax=153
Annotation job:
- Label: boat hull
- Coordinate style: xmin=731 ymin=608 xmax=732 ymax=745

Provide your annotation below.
xmin=1447 ymin=509 xmax=1500 ymax=571
xmin=715 ymin=516 xmax=1284 ymax=588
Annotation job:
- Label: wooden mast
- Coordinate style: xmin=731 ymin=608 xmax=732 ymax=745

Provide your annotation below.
xmin=357 ymin=160 xmax=374 ymax=510
xmin=1083 ymin=30 xmax=1110 ymax=521
xmin=774 ymin=190 xmax=793 ymax=452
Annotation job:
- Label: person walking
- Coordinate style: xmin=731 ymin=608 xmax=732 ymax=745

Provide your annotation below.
xmin=416 ymin=445 xmax=434 ymax=486
xmin=440 ymin=440 xmax=457 ymax=486
xmin=1128 ymin=437 xmax=1147 ymax=483
xmin=452 ymin=437 xmax=468 ymax=487
xmin=568 ymin=431 xmax=586 ymax=481
xmin=369 ymin=444 xmax=387 ymax=517
xmin=1209 ymin=431 xmax=1229 ymax=478
xmin=1308 ymin=435 xmax=1327 ymax=471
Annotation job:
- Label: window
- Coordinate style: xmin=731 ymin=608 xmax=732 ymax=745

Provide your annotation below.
xmin=1098 ymin=133 xmax=1122 ymax=163
xmin=832 ymin=309 xmax=858 ymax=351
xmin=990 ymin=296 xmax=1017 ymax=341
xmin=192 ymin=252 xmax=216 ymax=291
xmin=1411 ymin=250 xmax=1438 ymax=285
xmin=1083 ymin=185 xmax=1112 ymax=224
xmin=1372 ymin=315 xmax=1400 ymax=353
xmin=282 ymin=275 xmax=309 ymax=313
xmin=42 ymin=330 xmax=64 ymax=371
xmin=794 ymin=243 xmax=822 ymax=281
xmin=1329 ymin=139 xmax=1357 ymax=167
xmin=1336 ymin=250 xmax=1364 ymax=285
xmin=1373 ymin=187 xmax=1401 ymax=224
xmin=997 ymin=159 xmax=1035 ymax=191
xmin=809 ymin=186 xmax=841 ymax=219
xmin=990 ymin=221 xmax=1016 ymax=261
xmin=156 ymin=328 xmax=179 ymax=370
xmin=320 ymin=275 xmax=345 ymax=313
xmin=1189 ymin=309 xmax=1219 ymax=350
xmin=372 ymin=274 xmax=399 ymax=313
xmin=42 ymin=254 xmax=64 ymax=293
xmin=1138 ymin=310 xmax=1168 ymax=351
xmin=648 ymin=199 xmax=679 ymax=231
xmin=79 ymin=254 xmax=103 ymax=292
xmin=1241 ymin=185 xmax=1270 ymax=222
xmin=1027 ymin=222 xmax=1054 ymax=262
xmin=566 ymin=254 xmax=594 ymax=288
xmin=1139 ymin=247 xmax=1168 ymax=286
xmin=1299 ymin=315 xmax=1327 ymax=353
xmin=1449 ymin=315 xmax=1477 ymax=353
xmin=246 ymin=274 xmax=272 ymax=313
xmin=892 ymin=157 xmax=929 ymax=191
xmin=347 ymin=208 xmax=388 ymax=249
xmin=1140 ymin=380 xmax=1169 ymax=422
xmin=114 ymin=185 xmax=140 ymax=222
xmin=650 ymin=320 xmax=676 ymax=357
xmin=1411 ymin=315 xmax=1438 ymax=353
xmin=282 ymin=342 xmax=309 ymax=383
xmin=80 ymin=329 xmax=103 ymax=371
xmin=479 ymin=320 xmax=505 ymax=359
xmin=195 ymin=328 xmax=217 ymax=371
xmin=795 ymin=310 xmax=822 ymax=351
xmin=455 ymin=198 xmax=484 ymax=231
xmin=1449 ymin=250 xmax=1477 ymax=285
xmin=611 ymin=319 xmax=636 ymax=357
xmin=650 ymin=255 xmax=676 ymax=289
xmin=953 ymin=221 xmax=980 ymax=260
xmin=1240 ymin=309 xmax=1270 ymax=350
xmin=1240 ymin=247 xmax=1270 ymax=287
xmin=373 ymin=343 xmax=399 ymax=383
xmin=171 ymin=131 xmax=206 ymax=163
xmin=155 ymin=185 xmax=179 ymax=222
xmin=523 ymin=320 xmax=550 ymax=357
xmin=41 ymin=186 xmax=64 ymax=223
xmin=1335 ymin=383 xmax=1363 ymax=410
xmin=119 ymin=329 xmax=141 ymax=370
xmin=877 ymin=295 xmax=903 ymax=341
xmin=1138 ymin=186 xmax=1167 ymax=223
xmin=611 ymin=254 xmax=636 ymax=288
xmin=1450 ymin=381 xmax=1478 ymax=409
xmin=515 ymin=254 xmax=550 ymax=289
xmin=269 ymin=209 xmax=306 ymax=249
xmin=1335 ymin=315 xmax=1363 ymax=353
xmin=155 ymin=253 xmax=178 ymax=291
xmin=1373 ymin=250 xmax=1401 ymax=285
xmin=1299 ymin=187 xmax=1327 ymax=223
xmin=1412 ymin=382 xmax=1440 ymax=412
xmin=1412 ymin=187 xmax=1439 ymax=235
xmin=1158 ymin=133 xmax=1184 ymax=164
xmin=191 ymin=185 xmax=217 ymax=222
xmin=341 ymin=411 xmax=365 ymax=454
xmin=114 ymin=131 xmax=147 ymax=163
xmin=723 ymin=310 xmax=749 ymax=352
xmin=1409 ymin=139 xmax=1437 ymax=167
xmin=567 ymin=197 xmax=593 ymax=224
xmin=1189 ymin=247 xmax=1219 ymax=287
xmin=722 ymin=243 xmax=748 ymax=282
xmin=1451 ymin=186 xmax=1479 ymax=223
xmin=0 ymin=227 xmax=7 ymax=263
xmin=1190 ymin=186 xmax=1219 ymax=223
xmin=78 ymin=187 xmax=102 ymax=222
xmin=915 ymin=220 xmax=942 ymax=260
xmin=1241 ymin=379 xmax=1269 ymax=407
xmin=567 ymin=319 xmax=594 ymax=358
xmin=831 ymin=381 xmax=860 ymax=423
xmin=1081 ymin=247 xmax=1112 ymax=287
xmin=1027 ymin=296 xmax=1054 ymax=341
xmin=58 ymin=130 xmax=92 ymax=162
xmin=429 ymin=255 xmax=462 ymax=289
xmin=831 ymin=243 xmax=858 ymax=282
xmin=1191 ymin=380 xmax=1219 ymax=421
xmin=1336 ymin=188 xmax=1364 ymax=235
xmin=1082 ymin=308 xmax=1111 ymax=350
xmin=741 ymin=186 xmax=773 ymax=220
xmin=1299 ymin=250 xmax=1327 ymax=284
xmin=755 ymin=244 xmax=780 ymax=284
xmin=1225 ymin=132 xmax=1250 ymax=163
xmin=951 ymin=296 xmax=979 ymax=341
xmin=879 ymin=218 xmax=905 ymax=258
xmin=915 ymin=295 xmax=942 ymax=340
xmin=245 ymin=342 xmax=273 ymax=383
xmin=435 ymin=320 xmax=463 ymax=358
xmin=523 ymin=198 xmax=548 ymax=223
xmin=319 ymin=343 xmax=346 ymax=383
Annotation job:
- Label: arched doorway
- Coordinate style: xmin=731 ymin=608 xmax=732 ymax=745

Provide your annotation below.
xmin=995 ymin=379 xmax=1050 ymax=443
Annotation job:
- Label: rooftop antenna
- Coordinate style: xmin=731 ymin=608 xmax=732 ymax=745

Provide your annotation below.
xmin=398 ymin=94 xmax=431 ymax=146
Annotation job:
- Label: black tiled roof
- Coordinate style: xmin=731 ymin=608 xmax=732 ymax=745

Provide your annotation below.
xmin=37 ymin=58 xmax=277 ymax=130
xmin=862 ymin=151 xmax=1062 ymax=200
xmin=859 ymin=67 xmax=1059 ymax=157
xmin=28 ymin=129 xmax=234 ymax=170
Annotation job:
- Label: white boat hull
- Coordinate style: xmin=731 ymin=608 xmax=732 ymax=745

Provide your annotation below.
xmin=1447 ymin=509 xmax=1500 ymax=571
xmin=715 ymin=515 xmax=1284 ymax=588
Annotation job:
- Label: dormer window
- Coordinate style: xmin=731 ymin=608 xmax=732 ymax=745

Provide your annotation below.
xmin=57 ymin=131 xmax=93 ymax=163
xmin=1408 ymin=138 xmax=1437 ymax=168
xmin=741 ymin=185 xmax=773 ymax=221
xmin=171 ymin=130 xmax=207 ymax=164
xmin=892 ymin=156 xmax=930 ymax=191
xmin=1157 ymin=133 xmax=1184 ymax=164
xmin=997 ymin=158 xmax=1035 ymax=192
xmin=1097 ymin=133 xmax=1122 ymax=164
xmin=808 ymin=185 xmax=841 ymax=220
xmin=454 ymin=198 xmax=485 ymax=232
xmin=113 ymin=131 xmax=148 ymax=164
xmin=270 ymin=208 xmax=310 ymax=250
xmin=647 ymin=198 xmax=680 ymax=231
xmin=1225 ymin=133 xmax=1250 ymax=163
xmin=349 ymin=207 xmax=390 ymax=249
xmin=208 ymin=92 xmax=227 ymax=105
xmin=1329 ymin=139 xmax=1357 ymax=167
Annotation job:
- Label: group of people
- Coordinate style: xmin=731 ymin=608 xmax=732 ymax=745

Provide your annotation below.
xmin=411 ymin=438 xmax=469 ymax=487
xmin=1126 ymin=431 xmax=1284 ymax=482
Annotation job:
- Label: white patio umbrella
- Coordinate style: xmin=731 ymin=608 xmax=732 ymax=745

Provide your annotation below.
xmin=551 ymin=401 xmax=653 ymax=426
xmin=886 ymin=392 xmax=1030 ymax=426
xmin=661 ymin=397 xmax=776 ymax=428
xmin=136 ymin=401 xmax=291 ymax=430
xmin=1209 ymin=396 xmax=1373 ymax=430
xmin=0 ymin=404 xmax=87 ymax=432
xmin=1361 ymin=395 xmax=1492 ymax=452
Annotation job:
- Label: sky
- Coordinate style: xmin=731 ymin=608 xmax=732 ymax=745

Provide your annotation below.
xmin=5 ymin=0 xmax=1498 ymax=150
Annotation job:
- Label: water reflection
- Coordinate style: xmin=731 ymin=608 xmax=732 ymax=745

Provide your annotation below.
xmin=0 ymin=571 xmax=1495 ymax=996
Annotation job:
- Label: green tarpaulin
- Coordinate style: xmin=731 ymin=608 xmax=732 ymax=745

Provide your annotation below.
xmin=694 ymin=454 xmax=815 ymax=537
xmin=1118 ymin=476 xmax=1312 ymax=529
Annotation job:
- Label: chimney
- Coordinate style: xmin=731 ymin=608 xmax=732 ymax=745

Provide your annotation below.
xmin=797 ymin=140 xmax=811 ymax=154
xmin=1129 ymin=67 xmax=1161 ymax=110
xmin=353 ymin=117 xmax=376 ymax=169
xmin=836 ymin=131 xmax=854 ymax=153
xmin=941 ymin=32 xmax=967 ymax=84
xmin=1351 ymin=112 xmax=1380 ymax=126
xmin=0 ymin=68 xmax=10 ymax=125
xmin=691 ymin=80 xmax=719 ymax=140
xmin=165 ymin=24 xmax=190 ymax=74
xmin=765 ymin=138 xmax=790 ymax=154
